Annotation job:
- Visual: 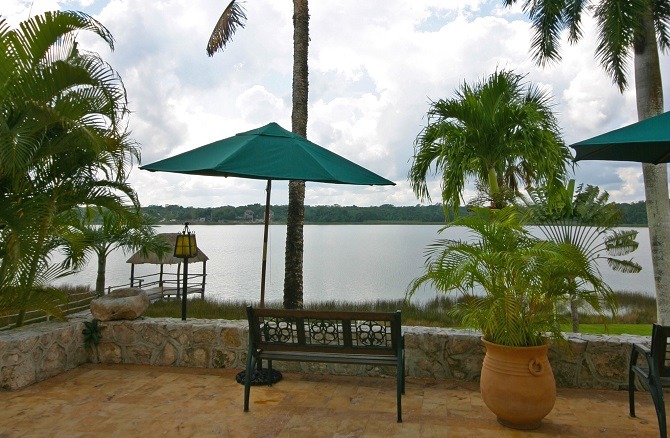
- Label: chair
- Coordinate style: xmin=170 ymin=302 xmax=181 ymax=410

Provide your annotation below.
xmin=629 ymin=323 xmax=670 ymax=438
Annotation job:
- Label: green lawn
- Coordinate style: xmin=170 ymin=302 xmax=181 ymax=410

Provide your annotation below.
xmin=565 ymin=324 xmax=652 ymax=336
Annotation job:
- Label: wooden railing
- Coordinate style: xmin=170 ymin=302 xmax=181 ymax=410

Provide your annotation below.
xmin=107 ymin=272 xmax=207 ymax=300
xmin=0 ymin=290 xmax=95 ymax=331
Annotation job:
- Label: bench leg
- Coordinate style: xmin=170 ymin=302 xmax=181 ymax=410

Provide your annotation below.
xmin=396 ymin=378 xmax=402 ymax=422
xmin=629 ymin=349 xmax=638 ymax=417
xmin=649 ymin=381 xmax=667 ymax=438
xmin=396 ymin=365 xmax=403 ymax=423
xmin=402 ymin=350 xmax=406 ymax=395
xmin=244 ymin=354 xmax=257 ymax=412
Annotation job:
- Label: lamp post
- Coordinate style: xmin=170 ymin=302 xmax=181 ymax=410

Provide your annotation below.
xmin=174 ymin=223 xmax=198 ymax=321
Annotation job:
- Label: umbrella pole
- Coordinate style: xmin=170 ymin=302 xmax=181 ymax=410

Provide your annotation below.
xmin=260 ymin=179 xmax=271 ymax=308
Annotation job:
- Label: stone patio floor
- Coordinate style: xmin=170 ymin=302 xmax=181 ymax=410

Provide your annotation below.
xmin=0 ymin=363 xmax=661 ymax=437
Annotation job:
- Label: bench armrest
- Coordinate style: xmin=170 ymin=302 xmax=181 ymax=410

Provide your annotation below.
xmin=633 ymin=343 xmax=651 ymax=356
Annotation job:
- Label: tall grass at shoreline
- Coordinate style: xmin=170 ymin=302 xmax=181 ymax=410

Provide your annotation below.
xmin=144 ymin=290 xmax=657 ymax=335
xmin=3 ymin=286 xmax=655 ymax=335
xmin=144 ymin=295 xmax=461 ymax=327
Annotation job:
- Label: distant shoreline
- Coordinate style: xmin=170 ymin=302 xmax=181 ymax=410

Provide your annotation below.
xmin=160 ymin=221 xmax=449 ymax=226
xmin=142 ymin=202 xmax=650 ymax=227
xmin=158 ymin=221 xmax=649 ymax=227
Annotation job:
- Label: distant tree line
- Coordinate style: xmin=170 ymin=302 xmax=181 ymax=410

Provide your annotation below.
xmin=140 ymin=201 xmax=650 ymax=226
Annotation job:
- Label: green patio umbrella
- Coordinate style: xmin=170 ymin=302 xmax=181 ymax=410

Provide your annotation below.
xmin=141 ymin=122 xmax=395 ymax=305
xmin=570 ymin=111 xmax=670 ymax=164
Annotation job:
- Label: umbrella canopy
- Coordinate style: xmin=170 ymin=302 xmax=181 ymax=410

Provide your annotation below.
xmin=141 ymin=122 xmax=395 ymax=306
xmin=141 ymin=122 xmax=395 ymax=185
xmin=570 ymin=111 xmax=670 ymax=164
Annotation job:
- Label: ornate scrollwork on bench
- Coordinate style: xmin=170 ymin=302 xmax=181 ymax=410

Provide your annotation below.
xmin=306 ymin=318 xmax=341 ymax=345
xmin=261 ymin=317 xmax=297 ymax=344
xmin=355 ymin=319 xmax=391 ymax=347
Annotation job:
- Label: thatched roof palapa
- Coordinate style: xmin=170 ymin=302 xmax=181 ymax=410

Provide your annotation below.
xmin=126 ymin=233 xmax=209 ymax=265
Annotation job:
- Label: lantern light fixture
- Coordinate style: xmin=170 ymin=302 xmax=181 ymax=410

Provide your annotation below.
xmin=174 ymin=222 xmax=198 ymax=321
xmin=174 ymin=223 xmax=198 ymax=258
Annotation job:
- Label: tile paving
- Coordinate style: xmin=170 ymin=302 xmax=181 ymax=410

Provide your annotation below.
xmin=0 ymin=364 xmax=661 ymax=437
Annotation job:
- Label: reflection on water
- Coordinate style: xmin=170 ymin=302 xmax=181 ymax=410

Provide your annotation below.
xmin=53 ymin=224 xmax=655 ymax=304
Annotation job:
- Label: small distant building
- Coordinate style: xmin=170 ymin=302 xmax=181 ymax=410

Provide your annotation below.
xmin=244 ymin=210 xmax=254 ymax=222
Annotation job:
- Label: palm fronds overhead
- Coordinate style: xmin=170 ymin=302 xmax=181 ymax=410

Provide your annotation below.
xmin=206 ymin=0 xmax=247 ymax=56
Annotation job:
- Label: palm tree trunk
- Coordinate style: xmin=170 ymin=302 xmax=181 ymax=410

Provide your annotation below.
xmin=284 ymin=0 xmax=309 ymax=309
xmin=634 ymin=7 xmax=670 ymax=325
xmin=95 ymin=252 xmax=107 ymax=297
xmin=570 ymin=297 xmax=580 ymax=333
xmin=487 ymin=167 xmax=500 ymax=208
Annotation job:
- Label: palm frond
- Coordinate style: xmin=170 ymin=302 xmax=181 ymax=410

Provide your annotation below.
xmin=206 ymin=0 xmax=247 ymax=57
xmin=653 ymin=0 xmax=670 ymax=50
xmin=606 ymin=257 xmax=643 ymax=273
xmin=604 ymin=229 xmax=639 ymax=256
xmin=0 ymin=11 xmax=138 ymax=326
xmin=410 ymin=69 xmax=569 ymax=215
xmin=526 ymin=0 xmax=569 ymax=65
xmin=593 ymin=0 xmax=640 ymax=91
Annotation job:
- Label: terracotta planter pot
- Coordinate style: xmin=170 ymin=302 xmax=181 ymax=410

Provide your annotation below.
xmin=480 ymin=338 xmax=556 ymax=430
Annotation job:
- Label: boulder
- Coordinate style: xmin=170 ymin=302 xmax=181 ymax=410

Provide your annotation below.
xmin=90 ymin=288 xmax=150 ymax=321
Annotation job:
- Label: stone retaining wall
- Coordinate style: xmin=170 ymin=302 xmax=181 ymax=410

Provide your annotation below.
xmin=0 ymin=316 xmax=649 ymax=391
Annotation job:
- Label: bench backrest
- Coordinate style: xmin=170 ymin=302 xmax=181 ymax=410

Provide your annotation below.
xmin=246 ymin=306 xmax=402 ymax=356
xmin=651 ymin=323 xmax=670 ymax=378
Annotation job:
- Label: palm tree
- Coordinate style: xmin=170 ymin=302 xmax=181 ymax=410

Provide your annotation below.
xmin=63 ymin=209 xmax=170 ymax=297
xmin=207 ymin=0 xmax=309 ymax=309
xmin=503 ymin=0 xmax=670 ymax=324
xmin=407 ymin=206 xmax=614 ymax=346
xmin=527 ymin=180 xmax=641 ymax=332
xmin=0 ymin=11 xmax=139 ymax=326
xmin=409 ymin=70 xmax=572 ymax=215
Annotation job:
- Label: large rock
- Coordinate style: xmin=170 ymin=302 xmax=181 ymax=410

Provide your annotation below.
xmin=90 ymin=288 xmax=150 ymax=321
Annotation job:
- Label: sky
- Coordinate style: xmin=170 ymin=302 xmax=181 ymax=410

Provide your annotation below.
xmin=5 ymin=0 xmax=670 ymax=208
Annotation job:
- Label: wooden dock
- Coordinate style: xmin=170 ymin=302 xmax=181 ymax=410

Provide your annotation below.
xmin=118 ymin=232 xmax=209 ymax=303
xmin=143 ymin=286 xmax=205 ymax=302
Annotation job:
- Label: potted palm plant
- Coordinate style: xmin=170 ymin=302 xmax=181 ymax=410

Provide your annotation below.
xmin=407 ymin=206 xmax=612 ymax=429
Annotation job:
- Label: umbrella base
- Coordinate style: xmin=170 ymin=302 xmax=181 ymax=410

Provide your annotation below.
xmin=236 ymin=368 xmax=283 ymax=386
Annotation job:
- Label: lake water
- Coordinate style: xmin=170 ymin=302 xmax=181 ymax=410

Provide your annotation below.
xmin=54 ymin=224 xmax=656 ymax=304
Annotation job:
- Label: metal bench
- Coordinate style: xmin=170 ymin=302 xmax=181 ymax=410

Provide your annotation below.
xmin=629 ymin=323 xmax=670 ymax=438
xmin=243 ymin=306 xmax=405 ymax=422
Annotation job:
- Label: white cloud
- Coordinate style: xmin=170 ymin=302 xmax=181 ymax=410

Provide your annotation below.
xmin=4 ymin=0 xmax=669 ymax=207
xmin=610 ymin=167 xmax=645 ymax=202
xmin=235 ymin=85 xmax=287 ymax=125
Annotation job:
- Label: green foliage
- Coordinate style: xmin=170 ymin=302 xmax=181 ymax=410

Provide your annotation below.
xmin=615 ymin=201 xmax=648 ymax=225
xmin=406 ymin=206 xmax=617 ymax=347
xmin=505 ymin=0 xmax=670 ymax=91
xmin=82 ymin=319 xmax=103 ymax=347
xmin=143 ymin=204 xmax=468 ymax=224
xmin=527 ymin=181 xmax=639 ymax=331
xmin=0 ymin=12 xmax=139 ymax=326
xmin=139 ymin=202 xmax=650 ymax=225
xmin=409 ymin=69 xmax=571 ymax=215
xmin=63 ymin=208 xmax=171 ymax=296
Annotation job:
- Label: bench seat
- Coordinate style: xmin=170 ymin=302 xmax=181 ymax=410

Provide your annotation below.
xmin=257 ymin=350 xmax=400 ymax=366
